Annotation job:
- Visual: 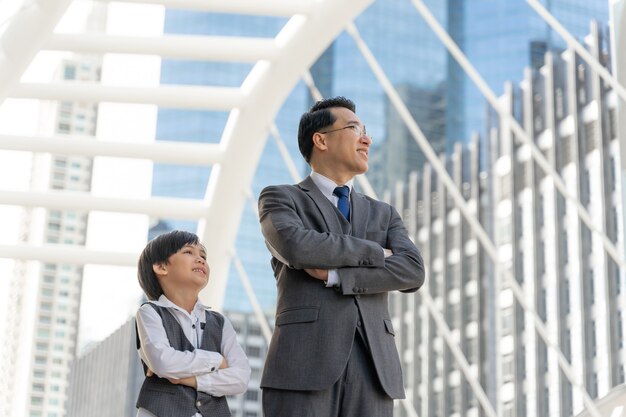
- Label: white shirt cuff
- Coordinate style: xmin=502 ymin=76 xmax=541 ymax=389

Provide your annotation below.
xmin=326 ymin=269 xmax=339 ymax=287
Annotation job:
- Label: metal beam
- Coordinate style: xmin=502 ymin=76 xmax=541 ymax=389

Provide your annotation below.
xmin=10 ymin=82 xmax=243 ymax=110
xmin=0 ymin=190 xmax=209 ymax=219
xmin=0 ymin=243 xmax=137 ymax=266
xmin=0 ymin=0 xmax=74 ymax=103
xmin=0 ymin=133 xmax=222 ymax=165
xmin=45 ymin=33 xmax=278 ymax=63
xmin=348 ymin=14 xmax=603 ymax=417
xmin=526 ymin=0 xmax=626 ymax=104
xmin=409 ymin=0 xmax=626 ymax=272
xmin=197 ymin=0 xmax=375 ymax=310
xmin=93 ymin=0 xmax=315 ymax=16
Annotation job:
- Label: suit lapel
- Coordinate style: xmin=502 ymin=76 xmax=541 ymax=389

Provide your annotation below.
xmin=298 ymin=176 xmax=344 ymax=233
xmin=350 ymin=191 xmax=370 ymax=239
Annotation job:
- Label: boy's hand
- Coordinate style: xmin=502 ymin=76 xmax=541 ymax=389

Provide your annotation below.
xmin=167 ymin=376 xmax=197 ymax=389
xmin=219 ymin=357 xmax=229 ymax=369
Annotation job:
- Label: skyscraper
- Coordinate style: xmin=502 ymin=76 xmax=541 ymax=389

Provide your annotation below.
xmin=390 ymin=24 xmax=626 ymax=417
xmin=0 ymin=57 xmax=101 ymax=417
xmin=452 ymin=0 xmax=609 ymax=144
xmin=151 ymin=0 xmax=451 ymax=312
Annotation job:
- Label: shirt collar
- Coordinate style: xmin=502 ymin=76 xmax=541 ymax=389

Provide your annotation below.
xmin=310 ymin=171 xmax=354 ymax=201
xmin=153 ymin=294 xmax=207 ymax=320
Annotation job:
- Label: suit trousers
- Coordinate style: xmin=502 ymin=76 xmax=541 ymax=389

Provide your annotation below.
xmin=262 ymin=327 xmax=393 ymax=417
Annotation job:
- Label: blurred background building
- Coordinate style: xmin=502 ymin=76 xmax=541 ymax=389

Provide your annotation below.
xmin=389 ymin=22 xmax=626 ymax=417
xmin=0 ymin=0 xmax=624 ymax=417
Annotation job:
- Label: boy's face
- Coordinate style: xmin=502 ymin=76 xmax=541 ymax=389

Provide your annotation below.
xmin=154 ymin=243 xmax=209 ymax=292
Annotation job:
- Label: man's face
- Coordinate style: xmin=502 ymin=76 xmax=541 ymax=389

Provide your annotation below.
xmin=318 ymin=107 xmax=372 ymax=179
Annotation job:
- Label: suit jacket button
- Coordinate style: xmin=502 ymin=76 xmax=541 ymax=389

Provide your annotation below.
xmin=353 ymin=287 xmax=359 ymax=292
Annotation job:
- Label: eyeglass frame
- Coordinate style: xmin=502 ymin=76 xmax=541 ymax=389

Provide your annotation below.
xmin=318 ymin=124 xmax=371 ymax=140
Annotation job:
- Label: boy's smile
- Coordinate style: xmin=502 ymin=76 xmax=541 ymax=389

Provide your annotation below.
xmin=156 ymin=243 xmax=210 ymax=290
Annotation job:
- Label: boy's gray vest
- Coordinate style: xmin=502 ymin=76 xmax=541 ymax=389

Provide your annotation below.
xmin=136 ymin=303 xmax=231 ymax=417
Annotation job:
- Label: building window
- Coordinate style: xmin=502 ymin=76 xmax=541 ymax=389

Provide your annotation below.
xmin=245 ymin=390 xmax=259 ymax=401
xmin=609 ymin=108 xmax=617 ymax=139
xmin=247 ymin=325 xmax=261 ymax=336
xmin=583 ymin=122 xmax=597 ymax=154
xmin=246 ymin=346 xmax=261 ymax=357
xmin=502 ymin=401 xmax=515 ymax=417
xmin=63 ymin=65 xmax=76 ymax=80
xmin=502 ymin=354 xmax=514 ymax=381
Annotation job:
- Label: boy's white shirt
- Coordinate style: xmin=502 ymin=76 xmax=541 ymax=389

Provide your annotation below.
xmin=136 ymin=295 xmax=251 ymax=417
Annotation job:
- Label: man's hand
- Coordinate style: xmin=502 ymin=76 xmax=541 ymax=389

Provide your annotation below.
xmin=219 ymin=357 xmax=229 ymax=369
xmin=305 ymin=268 xmax=329 ymax=281
xmin=167 ymin=376 xmax=197 ymax=388
xmin=383 ymin=248 xmax=393 ymax=258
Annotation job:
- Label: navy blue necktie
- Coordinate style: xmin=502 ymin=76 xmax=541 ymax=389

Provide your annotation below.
xmin=333 ymin=186 xmax=350 ymax=221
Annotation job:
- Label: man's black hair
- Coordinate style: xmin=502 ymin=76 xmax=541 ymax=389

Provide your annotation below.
xmin=137 ymin=230 xmax=201 ymax=300
xmin=298 ymin=96 xmax=356 ymax=163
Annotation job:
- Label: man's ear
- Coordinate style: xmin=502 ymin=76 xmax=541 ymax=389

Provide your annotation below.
xmin=312 ymin=132 xmax=328 ymax=151
xmin=152 ymin=262 xmax=167 ymax=277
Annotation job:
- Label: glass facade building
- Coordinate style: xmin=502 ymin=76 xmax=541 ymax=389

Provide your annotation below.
xmin=454 ymin=0 xmax=609 ymax=143
xmin=152 ymin=0 xmax=450 ymax=311
xmin=152 ymin=0 xmax=609 ymax=314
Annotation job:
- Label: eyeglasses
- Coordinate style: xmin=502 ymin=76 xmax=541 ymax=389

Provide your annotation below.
xmin=319 ymin=124 xmax=371 ymax=140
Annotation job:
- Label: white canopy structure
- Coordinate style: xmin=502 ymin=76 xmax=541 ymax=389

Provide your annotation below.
xmin=0 ymin=1 xmax=625 ymax=417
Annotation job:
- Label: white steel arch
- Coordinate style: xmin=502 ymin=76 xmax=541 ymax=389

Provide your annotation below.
xmin=196 ymin=1 xmax=375 ymax=307
xmin=0 ymin=0 xmax=375 ymax=311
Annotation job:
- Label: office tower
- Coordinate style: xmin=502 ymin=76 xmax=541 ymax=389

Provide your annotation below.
xmin=390 ymin=24 xmax=625 ymax=417
xmin=368 ymin=82 xmax=447 ymax=194
xmin=66 ymin=318 xmax=144 ymax=417
xmin=65 ymin=310 xmax=272 ymax=417
xmin=150 ymin=0 xmax=454 ymax=310
xmin=0 ymin=57 xmax=101 ymax=417
xmin=309 ymin=0 xmax=449 ymax=198
xmin=225 ymin=311 xmax=274 ymax=417
xmin=454 ymin=0 xmax=609 ymax=144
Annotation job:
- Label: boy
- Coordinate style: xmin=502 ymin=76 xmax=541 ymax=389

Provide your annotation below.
xmin=135 ymin=230 xmax=250 ymax=417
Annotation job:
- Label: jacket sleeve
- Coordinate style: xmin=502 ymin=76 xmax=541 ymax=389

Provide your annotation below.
xmin=258 ymin=185 xmax=385 ymax=270
xmin=338 ymin=205 xmax=425 ymax=295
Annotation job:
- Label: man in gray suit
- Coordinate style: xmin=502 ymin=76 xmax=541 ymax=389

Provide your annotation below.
xmin=258 ymin=96 xmax=425 ymax=417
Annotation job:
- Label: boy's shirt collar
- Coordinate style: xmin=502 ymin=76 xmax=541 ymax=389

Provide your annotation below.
xmin=153 ymin=294 xmax=208 ymax=321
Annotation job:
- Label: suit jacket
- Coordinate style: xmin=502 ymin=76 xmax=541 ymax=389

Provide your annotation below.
xmin=258 ymin=176 xmax=425 ymax=399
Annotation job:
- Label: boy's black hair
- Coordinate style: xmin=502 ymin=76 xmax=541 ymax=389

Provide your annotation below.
xmin=298 ymin=96 xmax=356 ymax=164
xmin=137 ymin=230 xmax=201 ymax=300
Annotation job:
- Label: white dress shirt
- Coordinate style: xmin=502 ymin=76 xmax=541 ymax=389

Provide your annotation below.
xmin=136 ymin=295 xmax=251 ymax=417
xmin=310 ymin=171 xmax=354 ymax=287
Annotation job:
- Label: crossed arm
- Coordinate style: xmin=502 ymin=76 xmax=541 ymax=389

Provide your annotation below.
xmin=259 ymin=185 xmax=425 ymax=294
xmin=136 ymin=307 xmax=251 ymax=396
